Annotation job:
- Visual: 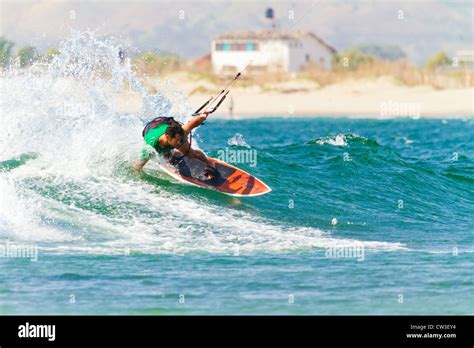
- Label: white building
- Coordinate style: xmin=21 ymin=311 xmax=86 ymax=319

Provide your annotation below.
xmin=456 ymin=50 xmax=474 ymax=68
xmin=211 ymin=30 xmax=337 ymax=74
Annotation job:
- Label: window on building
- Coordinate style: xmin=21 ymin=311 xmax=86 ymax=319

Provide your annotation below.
xmin=215 ymin=43 xmax=230 ymax=51
xmin=216 ymin=41 xmax=258 ymax=51
xmin=246 ymin=42 xmax=259 ymax=51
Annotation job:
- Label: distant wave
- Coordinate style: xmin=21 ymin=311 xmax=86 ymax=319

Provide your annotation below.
xmin=308 ymin=133 xmax=380 ymax=147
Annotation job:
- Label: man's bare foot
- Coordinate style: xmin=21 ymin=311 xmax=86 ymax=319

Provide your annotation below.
xmin=203 ymin=167 xmax=218 ymax=180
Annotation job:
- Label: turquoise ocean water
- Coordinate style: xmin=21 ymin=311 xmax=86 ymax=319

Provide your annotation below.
xmin=0 ymin=33 xmax=473 ymax=315
xmin=1 ymin=117 xmax=473 ymax=315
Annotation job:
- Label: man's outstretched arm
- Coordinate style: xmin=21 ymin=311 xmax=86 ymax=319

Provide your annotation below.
xmin=134 ymin=145 xmax=154 ymax=171
xmin=133 ymin=158 xmax=149 ymax=171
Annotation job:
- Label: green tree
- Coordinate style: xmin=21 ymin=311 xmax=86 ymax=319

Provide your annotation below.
xmin=425 ymin=51 xmax=450 ymax=70
xmin=0 ymin=37 xmax=15 ymax=68
xmin=44 ymin=48 xmax=60 ymax=62
xmin=332 ymin=48 xmax=375 ymax=71
xmin=356 ymin=45 xmax=406 ymax=61
xmin=17 ymin=46 xmax=39 ymax=67
xmin=141 ymin=52 xmax=160 ymax=64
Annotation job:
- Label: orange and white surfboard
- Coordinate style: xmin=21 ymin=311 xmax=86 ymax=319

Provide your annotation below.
xmin=159 ymin=156 xmax=271 ymax=197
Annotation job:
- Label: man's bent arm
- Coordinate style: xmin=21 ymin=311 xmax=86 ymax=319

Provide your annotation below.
xmin=182 ymin=113 xmax=208 ymax=137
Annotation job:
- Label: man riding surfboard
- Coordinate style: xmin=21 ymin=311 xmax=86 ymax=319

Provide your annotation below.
xmin=133 ymin=112 xmax=218 ymax=179
xmin=134 ymin=63 xmax=251 ymax=180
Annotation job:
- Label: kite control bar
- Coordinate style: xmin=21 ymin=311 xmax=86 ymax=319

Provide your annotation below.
xmin=192 ymin=62 xmax=250 ymax=117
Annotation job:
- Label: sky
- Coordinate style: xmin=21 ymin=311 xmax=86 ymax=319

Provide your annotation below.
xmin=0 ymin=0 xmax=473 ymax=64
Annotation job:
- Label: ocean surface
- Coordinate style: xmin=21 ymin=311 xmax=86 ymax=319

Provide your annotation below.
xmin=1 ymin=32 xmax=473 ymax=315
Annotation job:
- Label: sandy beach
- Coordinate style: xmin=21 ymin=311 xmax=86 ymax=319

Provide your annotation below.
xmin=117 ymin=74 xmax=474 ymax=118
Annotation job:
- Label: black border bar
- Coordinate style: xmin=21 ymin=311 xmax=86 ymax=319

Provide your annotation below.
xmin=0 ymin=315 xmax=472 ymax=346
